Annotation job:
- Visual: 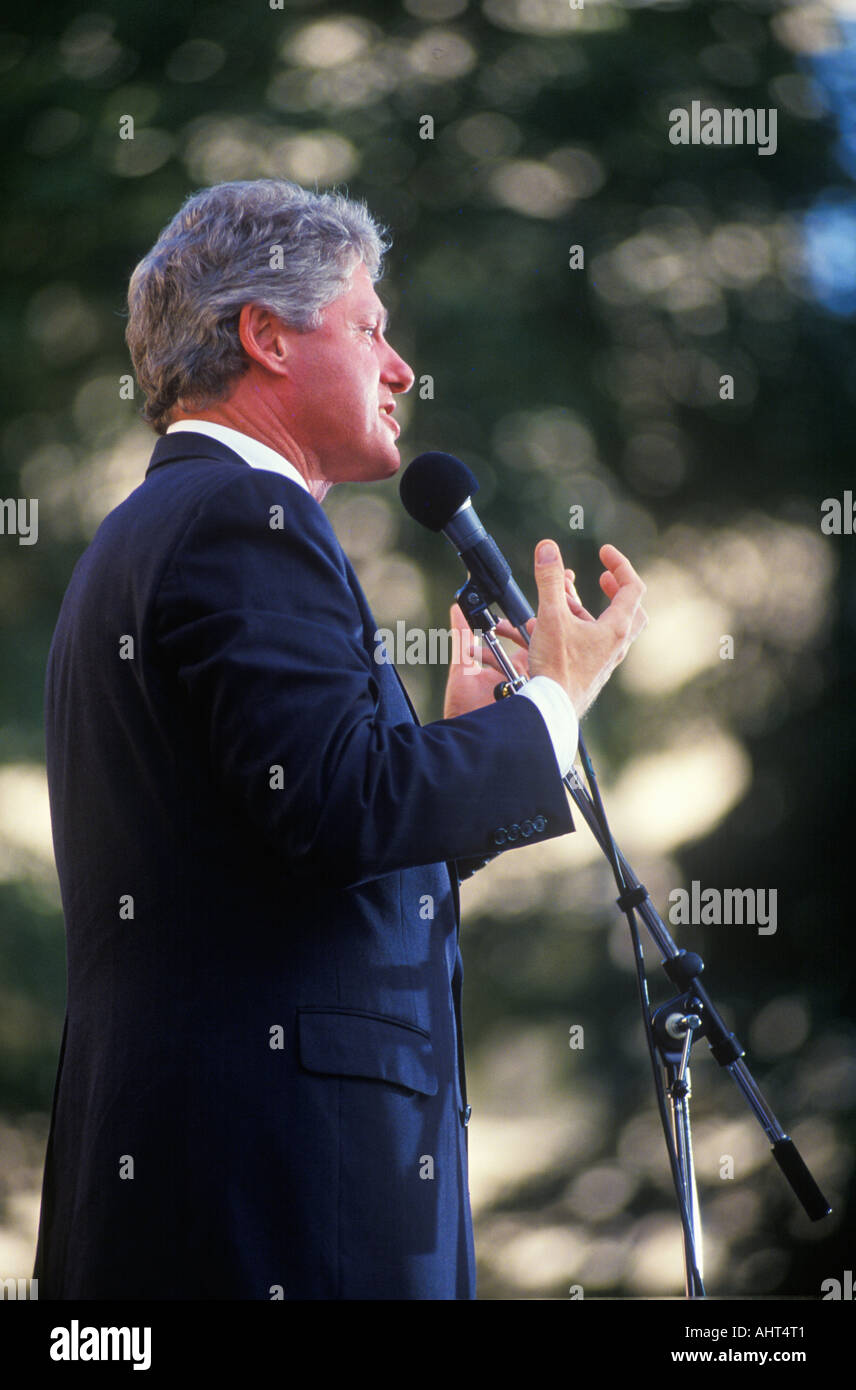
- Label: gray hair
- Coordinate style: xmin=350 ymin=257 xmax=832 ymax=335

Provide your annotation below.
xmin=125 ymin=179 xmax=390 ymax=434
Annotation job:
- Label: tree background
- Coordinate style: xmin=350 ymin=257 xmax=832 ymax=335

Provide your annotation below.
xmin=1 ymin=0 xmax=854 ymax=1299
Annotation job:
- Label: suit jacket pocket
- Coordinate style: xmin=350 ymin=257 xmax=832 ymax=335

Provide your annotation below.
xmin=297 ymin=1008 xmax=438 ymax=1097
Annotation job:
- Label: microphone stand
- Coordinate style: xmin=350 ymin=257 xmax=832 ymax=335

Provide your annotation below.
xmin=454 ymin=578 xmax=831 ymax=1299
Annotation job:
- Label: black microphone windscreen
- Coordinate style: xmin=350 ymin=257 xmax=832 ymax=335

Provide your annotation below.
xmin=399 ymin=452 xmax=479 ymax=532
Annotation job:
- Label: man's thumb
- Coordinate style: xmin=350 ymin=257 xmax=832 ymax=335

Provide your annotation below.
xmin=534 ymin=540 xmax=565 ymax=598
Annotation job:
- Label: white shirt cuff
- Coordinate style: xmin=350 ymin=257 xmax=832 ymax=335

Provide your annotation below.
xmin=518 ymin=676 xmax=579 ymax=779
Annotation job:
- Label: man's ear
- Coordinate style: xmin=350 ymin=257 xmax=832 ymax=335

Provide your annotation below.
xmin=238 ymin=303 xmax=290 ymax=375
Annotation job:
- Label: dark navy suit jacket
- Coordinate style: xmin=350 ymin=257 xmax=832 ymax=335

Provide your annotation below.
xmin=33 ymin=432 xmax=574 ymax=1300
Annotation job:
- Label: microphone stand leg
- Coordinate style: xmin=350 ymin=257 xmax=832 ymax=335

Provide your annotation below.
xmin=664 ymin=1017 xmax=705 ymax=1298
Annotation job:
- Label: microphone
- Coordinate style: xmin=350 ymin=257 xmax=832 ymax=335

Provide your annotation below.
xmin=399 ymin=452 xmax=535 ymax=632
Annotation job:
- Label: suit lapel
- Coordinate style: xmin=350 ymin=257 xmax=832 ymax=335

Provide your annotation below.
xmin=338 ymin=552 xmax=421 ymax=724
xmin=339 ymin=551 xmax=461 ymax=916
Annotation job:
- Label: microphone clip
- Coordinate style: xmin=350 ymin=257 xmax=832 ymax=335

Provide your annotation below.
xmin=454 ymin=578 xmax=500 ymax=636
xmin=455 ymin=580 xmax=528 ymax=700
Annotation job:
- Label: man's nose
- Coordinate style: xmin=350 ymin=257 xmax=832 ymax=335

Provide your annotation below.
xmin=383 ymin=345 xmax=415 ymax=394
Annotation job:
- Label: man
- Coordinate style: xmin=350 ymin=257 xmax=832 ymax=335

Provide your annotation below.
xmin=33 ymin=179 xmax=646 ymax=1300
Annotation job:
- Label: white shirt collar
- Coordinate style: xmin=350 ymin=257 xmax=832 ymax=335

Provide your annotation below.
xmin=165 ymin=420 xmax=310 ymax=495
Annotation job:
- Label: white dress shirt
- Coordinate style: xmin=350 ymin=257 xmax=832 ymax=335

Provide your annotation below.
xmin=165 ymin=419 xmax=579 ymax=779
xmin=167 ymin=419 xmax=311 ymax=494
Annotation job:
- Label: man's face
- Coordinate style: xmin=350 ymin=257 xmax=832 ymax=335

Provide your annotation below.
xmin=279 ymin=261 xmax=414 ymax=485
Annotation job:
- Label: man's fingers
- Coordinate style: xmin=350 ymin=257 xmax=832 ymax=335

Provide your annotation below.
xmin=599 ymin=572 xmax=619 ymax=600
xmin=449 ymin=610 xmax=536 ymax=674
xmin=595 ymin=545 xmax=646 ymax=639
xmin=493 ymin=618 xmax=531 ymax=648
xmin=564 ymin=568 xmax=581 ymax=603
xmin=599 ymin=543 xmax=643 ymax=588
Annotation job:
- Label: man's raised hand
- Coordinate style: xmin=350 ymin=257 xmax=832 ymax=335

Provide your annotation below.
xmin=527 ymin=539 xmax=647 ymax=718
